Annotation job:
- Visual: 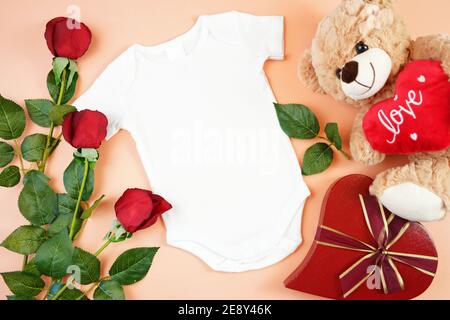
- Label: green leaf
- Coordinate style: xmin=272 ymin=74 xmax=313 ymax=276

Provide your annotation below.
xmin=46 ymin=281 xmax=89 ymax=300
xmin=0 ymin=165 xmax=20 ymax=187
xmin=57 ymin=288 xmax=89 ymax=300
xmin=48 ymin=194 xmax=83 ymax=238
xmin=67 ymin=59 xmax=78 ymax=89
xmin=57 ymin=193 xmax=83 ymax=216
xmin=0 ymin=95 xmax=26 ymax=140
xmin=21 ymin=134 xmax=55 ymax=162
xmin=46 ymin=281 xmax=88 ymax=300
xmin=0 ymin=141 xmax=15 ymax=167
xmin=47 ymin=279 xmax=89 ymax=301
xmin=23 ymin=259 xmax=41 ymax=277
xmin=72 ymin=247 xmax=100 ymax=285
xmin=94 ymin=280 xmax=125 ymax=300
xmin=34 ymin=230 xmax=74 ymax=278
xmin=18 ymin=170 xmax=57 ymax=225
xmin=49 ymin=104 xmax=77 ymax=126
xmin=1 ymin=271 xmax=44 ymax=297
xmin=302 ymin=143 xmax=333 ymax=176
xmin=52 ymin=57 xmax=69 ymax=86
xmin=63 ymin=157 xmax=94 ymax=201
xmin=109 ymin=247 xmax=159 ymax=285
xmin=24 ymin=99 xmax=53 ymax=128
xmin=46 ymin=194 xmax=81 ymax=236
xmin=81 ymin=194 xmax=105 ymax=219
xmin=325 ymin=123 xmax=342 ymax=150
xmin=47 ymin=70 xmax=78 ymax=105
xmin=1 ymin=225 xmax=46 ymax=255
xmin=274 ymin=103 xmax=320 ymax=139
xmin=48 ymin=213 xmax=82 ymax=238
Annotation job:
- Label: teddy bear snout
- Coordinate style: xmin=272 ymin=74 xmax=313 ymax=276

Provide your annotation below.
xmin=340 ymin=48 xmax=393 ymax=101
xmin=341 ymin=61 xmax=359 ymax=84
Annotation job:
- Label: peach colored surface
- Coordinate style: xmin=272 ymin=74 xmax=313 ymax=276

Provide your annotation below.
xmin=0 ymin=0 xmax=449 ymax=300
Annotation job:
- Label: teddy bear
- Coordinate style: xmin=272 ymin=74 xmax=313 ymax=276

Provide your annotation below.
xmin=299 ymin=0 xmax=449 ymax=222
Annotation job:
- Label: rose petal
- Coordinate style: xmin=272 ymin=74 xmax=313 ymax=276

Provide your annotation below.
xmin=151 ymin=194 xmax=173 ymax=216
xmin=62 ymin=111 xmax=76 ymax=147
xmin=139 ymin=194 xmax=173 ymax=230
xmin=70 ymin=110 xmax=108 ymax=149
xmin=45 ymin=17 xmax=92 ymax=59
xmin=115 ymin=189 xmax=154 ymax=233
xmin=44 ymin=17 xmax=67 ymax=56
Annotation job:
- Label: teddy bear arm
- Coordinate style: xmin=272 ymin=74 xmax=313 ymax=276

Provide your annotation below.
xmin=350 ymin=106 xmax=386 ymax=165
xmin=412 ymin=35 xmax=450 ymax=77
xmin=370 ymin=150 xmax=450 ymax=222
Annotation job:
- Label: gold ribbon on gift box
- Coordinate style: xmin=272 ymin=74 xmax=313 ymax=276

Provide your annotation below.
xmin=315 ymin=194 xmax=438 ymax=298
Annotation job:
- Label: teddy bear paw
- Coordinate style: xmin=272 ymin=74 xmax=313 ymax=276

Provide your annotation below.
xmin=378 ymin=183 xmax=445 ymax=222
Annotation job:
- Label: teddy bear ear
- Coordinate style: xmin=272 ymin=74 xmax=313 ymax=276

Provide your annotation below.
xmin=298 ymin=49 xmax=325 ymax=94
xmin=363 ymin=0 xmax=395 ymax=8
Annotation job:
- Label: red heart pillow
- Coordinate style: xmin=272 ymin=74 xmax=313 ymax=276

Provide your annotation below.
xmin=363 ymin=60 xmax=450 ymax=154
xmin=284 ymin=175 xmax=438 ymax=300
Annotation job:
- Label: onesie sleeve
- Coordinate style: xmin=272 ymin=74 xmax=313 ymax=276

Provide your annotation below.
xmin=234 ymin=11 xmax=285 ymax=60
xmin=73 ymin=46 xmax=136 ymax=140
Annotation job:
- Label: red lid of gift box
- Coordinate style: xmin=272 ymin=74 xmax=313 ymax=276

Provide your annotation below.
xmin=284 ymin=174 xmax=438 ymax=300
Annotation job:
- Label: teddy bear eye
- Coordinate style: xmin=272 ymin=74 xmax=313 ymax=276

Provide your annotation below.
xmin=355 ymin=41 xmax=369 ymax=54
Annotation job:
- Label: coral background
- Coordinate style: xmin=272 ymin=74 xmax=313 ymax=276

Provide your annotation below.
xmin=0 ymin=0 xmax=449 ymax=299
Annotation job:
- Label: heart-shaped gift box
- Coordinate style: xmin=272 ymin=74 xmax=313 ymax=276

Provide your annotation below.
xmin=363 ymin=60 xmax=450 ymax=154
xmin=284 ymin=175 xmax=438 ymax=300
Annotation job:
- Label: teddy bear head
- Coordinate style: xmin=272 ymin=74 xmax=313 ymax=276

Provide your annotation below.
xmin=300 ymin=0 xmax=413 ymax=106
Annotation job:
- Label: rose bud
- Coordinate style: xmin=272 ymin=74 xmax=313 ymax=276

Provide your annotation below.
xmin=62 ymin=110 xmax=108 ymax=149
xmin=115 ymin=188 xmax=172 ymax=233
xmin=44 ymin=17 xmax=92 ymax=59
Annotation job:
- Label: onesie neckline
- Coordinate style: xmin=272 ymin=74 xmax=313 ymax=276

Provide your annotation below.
xmin=134 ymin=15 xmax=207 ymax=61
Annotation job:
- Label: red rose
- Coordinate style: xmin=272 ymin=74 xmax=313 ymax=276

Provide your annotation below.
xmin=44 ymin=17 xmax=92 ymax=59
xmin=115 ymin=189 xmax=172 ymax=233
xmin=62 ymin=110 xmax=108 ymax=149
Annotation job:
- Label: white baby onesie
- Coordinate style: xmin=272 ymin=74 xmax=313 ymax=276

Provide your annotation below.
xmin=74 ymin=11 xmax=310 ymax=272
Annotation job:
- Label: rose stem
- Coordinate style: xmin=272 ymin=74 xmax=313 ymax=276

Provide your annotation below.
xmin=76 ymin=281 xmax=100 ymax=300
xmin=40 ymin=68 xmax=67 ymax=172
xmin=13 ymin=140 xmax=26 ymax=175
xmin=318 ymin=136 xmax=352 ymax=160
xmin=94 ymin=237 xmax=113 ymax=257
xmin=44 ymin=279 xmax=56 ymax=299
xmin=36 ymin=70 xmax=68 ymax=282
xmin=68 ymin=157 xmax=89 ymax=240
xmin=50 ymin=280 xmax=70 ymax=300
xmin=21 ymin=255 xmax=28 ymax=269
